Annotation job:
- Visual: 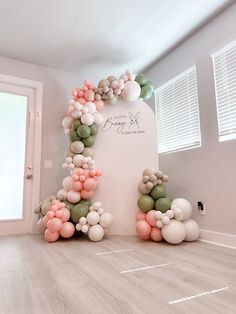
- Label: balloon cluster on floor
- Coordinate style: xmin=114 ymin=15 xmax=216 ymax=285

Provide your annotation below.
xmin=34 ymin=70 xmax=154 ymax=242
xmin=136 ymin=169 xmax=200 ymax=244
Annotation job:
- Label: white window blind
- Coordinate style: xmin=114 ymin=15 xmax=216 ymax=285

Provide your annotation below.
xmin=155 ymin=66 xmax=201 ymax=153
xmin=211 ymin=40 xmax=236 ymax=142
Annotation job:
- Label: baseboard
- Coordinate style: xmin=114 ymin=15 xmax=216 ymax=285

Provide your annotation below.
xmin=199 ymin=229 xmax=236 ymax=249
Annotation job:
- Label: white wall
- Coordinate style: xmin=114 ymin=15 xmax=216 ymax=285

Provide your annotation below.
xmin=146 ymin=3 xmax=236 ymax=235
xmin=0 ymin=56 xmax=79 ymax=201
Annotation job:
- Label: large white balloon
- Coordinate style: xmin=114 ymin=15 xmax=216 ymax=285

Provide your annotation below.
xmin=67 ymin=190 xmax=81 ymax=203
xmin=171 ymin=198 xmax=192 ymax=221
xmin=183 ymin=219 xmax=200 ymax=241
xmin=121 ymin=81 xmax=141 ymax=102
xmin=81 ymin=113 xmax=94 ymax=125
xmin=88 ymin=224 xmax=104 ymax=242
xmin=63 ymin=176 xmax=74 ymax=191
xmin=99 ymin=212 xmax=113 ymax=228
xmin=71 ymin=141 xmax=84 ymax=154
xmin=87 ymin=211 xmax=100 ymax=226
xmin=162 ymin=220 xmax=186 ymax=244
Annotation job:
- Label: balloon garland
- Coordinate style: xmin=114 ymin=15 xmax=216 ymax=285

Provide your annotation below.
xmin=34 ymin=70 xmax=154 ymax=242
xmin=136 ymin=168 xmax=200 ymax=244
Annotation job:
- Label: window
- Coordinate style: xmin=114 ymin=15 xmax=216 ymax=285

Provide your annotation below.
xmin=211 ymin=40 xmax=236 ymax=142
xmin=155 ymin=66 xmax=201 ymax=153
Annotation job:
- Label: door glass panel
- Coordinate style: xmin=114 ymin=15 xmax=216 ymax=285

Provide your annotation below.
xmin=0 ymin=92 xmax=27 ymax=220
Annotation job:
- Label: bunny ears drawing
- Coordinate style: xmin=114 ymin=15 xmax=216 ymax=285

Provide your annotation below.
xmin=129 ymin=112 xmax=140 ymax=129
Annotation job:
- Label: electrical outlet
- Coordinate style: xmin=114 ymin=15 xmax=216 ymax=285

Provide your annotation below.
xmin=198 ymin=201 xmax=206 ymax=215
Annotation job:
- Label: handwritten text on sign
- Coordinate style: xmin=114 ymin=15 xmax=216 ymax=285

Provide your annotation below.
xmin=102 ymin=112 xmax=145 ymax=135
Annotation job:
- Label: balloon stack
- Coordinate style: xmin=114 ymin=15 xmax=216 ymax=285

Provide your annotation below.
xmin=34 ymin=70 xmax=154 ymax=242
xmin=136 ymin=168 xmax=200 ymax=244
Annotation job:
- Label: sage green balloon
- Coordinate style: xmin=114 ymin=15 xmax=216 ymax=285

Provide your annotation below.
xmin=150 ymin=185 xmax=166 ymax=200
xmin=77 ymin=125 xmax=91 ymax=138
xmin=135 ymin=74 xmax=148 ymax=86
xmin=64 ymin=201 xmax=75 ymax=210
xmin=166 ymin=195 xmax=172 ymax=203
xmin=69 ymin=130 xmax=81 ymax=142
xmin=82 ymin=135 xmax=95 ymax=147
xmin=155 ymin=197 xmax=171 ymax=213
xmin=71 ymin=203 xmax=89 ymax=223
xmin=140 ymin=85 xmax=153 ymax=100
xmin=80 ymin=199 xmax=91 ymax=207
xmin=137 ymin=195 xmax=154 ymax=213
xmin=146 ymin=80 xmax=154 ymax=90
xmin=90 ymin=124 xmax=98 ymax=135
xmin=72 ymin=119 xmax=81 ymax=130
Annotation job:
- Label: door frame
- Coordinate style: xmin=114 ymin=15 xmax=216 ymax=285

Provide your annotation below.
xmin=0 ymin=73 xmax=43 ymax=234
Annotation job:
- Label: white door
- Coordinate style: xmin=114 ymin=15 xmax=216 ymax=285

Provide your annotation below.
xmin=0 ymin=75 xmax=42 ymax=235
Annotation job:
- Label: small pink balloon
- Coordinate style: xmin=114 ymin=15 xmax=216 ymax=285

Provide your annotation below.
xmin=94 ymin=100 xmax=104 ymax=112
xmin=72 ymin=89 xmax=77 ymax=97
xmin=81 ymin=189 xmax=94 ymax=199
xmin=96 ymin=170 xmax=102 ymax=176
xmin=47 ymin=210 xmax=55 ymax=219
xmin=44 ymin=229 xmax=59 ymax=242
xmin=73 ymin=174 xmax=79 ymax=181
xmin=136 ymin=220 xmax=151 ymax=238
xmin=136 ymin=211 xmax=146 ymax=221
xmin=89 ymin=169 xmax=96 ymax=177
xmin=146 ymin=210 xmax=157 ymax=227
xmin=55 ymin=209 xmax=63 ymax=218
xmin=79 ymin=175 xmax=86 ymax=182
xmin=61 ymin=208 xmax=70 ymax=222
xmin=60 ymin=222 xmax=75 ymax=238
xmin=84 ymin=90 xmax=95 ymax=102
xmin=150 ymin=227 xmax=163 ymax=242
xmin=83 ymin=178 xmax=97 ymax=191
xmin=78 ymin=90 xmax=84 ymax=97
xmin=59 ymin=202 xmax=65 ymax=209
xmin=73 ymin=181 xmax=83 ymax=191
xmin=51 ymin=205 xmax=58 ymax=212
xmin=47 ymin=218 xmax=63 ymax=233
xmin=43 ymin=215 xmax=49 ymax=225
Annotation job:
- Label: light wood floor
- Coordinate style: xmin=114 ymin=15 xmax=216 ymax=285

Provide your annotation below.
xmin=0 ymin=235 xmax=235 ymax=314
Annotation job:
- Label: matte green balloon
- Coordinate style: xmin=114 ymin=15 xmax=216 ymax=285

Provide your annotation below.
xmin=71 ymin=203 xmax=89 ymax=223
xmin=137 ymin=195 xmax=154 ymax=213
xmin=72 ymin=119 xmax=81 ymax=130
xmin=90 ymin=124 xmax=98 ymax=135
xmin=140 ymin=85 xmax=153 ymax=100
xmin=82 ymin=135 xmax=95 ymax=147
xmin=80 ymin=199 xmax=91 ymax=207
xmin=150 ymin=185 xmax=166 ymax=200
xmin=64 ymin=201 xmax=75 ymax=210
xmin=146 ymin=80 xmax=154 ymax=90
xmin=69 ymin=130 xmax=81 ymax=142
xmin=155 ymin=197 xmax=171 ymax=213
xmin=77 ymin=125 xmax=91 ymax=138
xmin=135 ymin=74 xmax=148 ymax=86
xmin=166 ymin=195 xmax=172 ymax=203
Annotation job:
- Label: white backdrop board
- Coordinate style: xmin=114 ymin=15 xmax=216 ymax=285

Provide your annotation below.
xmin=94 ymin=98 xmax=159 ymax=235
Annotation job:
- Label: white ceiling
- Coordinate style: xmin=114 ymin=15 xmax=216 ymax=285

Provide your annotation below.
xmin=0 ymin=0 xmax=233 ymax=80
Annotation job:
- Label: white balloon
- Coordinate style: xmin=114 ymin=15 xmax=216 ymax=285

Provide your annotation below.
xmin=81 ymin=224 xmax=89 ymax=233
xmin=71 ymin=141 xmax=84 ymax=154
xmin=97 ymin=208 xmax=104 ymax=216
xmin=62 ymin=116 xmax=72 ymax=129
xmin=76 ymin=223 xmax=81 ymax=231
xmin=93 ymin=112 xmax=103 ymax=125
xmin=156 ymin=220 xmax=163 ymax=228
xmin=162 ymin=216 xmax=170 ymax=225
xmin=88 ymin=224 xmax=104 ymax=242
xmin=166 ymin=209 xmax=174 ymax=219
xmin=85 ymin=102 xmax=96 ymax=113
xmin=83 ymin=147 xmax=94 ymax=158
xmin=99 ymin=212 xmax=113 ymax=228
xmin=67 ymin=190 xmax=81 ymax=203
xmin=183 ymin=219 xmax=200 ymax=241
xmin=121 ymin=81 xmax=141 ymax=101
xmin=73 ymin=154 xmax=84 ymax=167
xmin=81 ymin=113 xmax=94 ymax=125
xmin=172 ymin=198 xmax=192 ymax=221
xmin=162 ymin=220 xmax=186 ymax=244
xmin=79 ymin=217 xmax=87 ymax=225
xmin=155 ymin=211 xmax=163 ymax=220
xmin=63 ymin=176 xmax=74 ymax=191
xmin=93 ymin=202 xmax=102 ymax=210
xmin=87 ymin=211 xmax=100 ymax=226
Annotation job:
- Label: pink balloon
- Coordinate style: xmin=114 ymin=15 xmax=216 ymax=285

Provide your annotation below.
xmin=51 ymin=205 xmax=58 ymax=212
xmin=146 ymin=210 xmax=157 ymax=227
xmin=73 ymin=181 xmax=83 ymax=191
xmin=60 ymin=222 xmax=75 ymax=238
xmin=47 ymin=210 xmax=55 ymax=219
xmin=136 ymin=211 xmax=146 ymax=221
xmin=61 ymin=208 xmax=70 ymax=222
xmin=80 ymin=189 xmax=94 ymax=199
xmin=44 ymin=230 xmax=60 ymax=242
xmin=83 ymin=178 xmax=97 ymax=191
xmin=55 ymin=210 xmax=62 ymax=218
xmin=78 ymin=98 xmax=86 ymax=104
xmin=89 ymin=169 xmax=96 ymax=177
xmin=84 ymin=90 xmax=95 ymax=102
xmin=94 ymin=100 xmax=104 ymax=112
xmin=140 ymin=234 xmax=150 ymax=240
xmin=136 ymin=220 xmax=151 ymax=238
xmin=150 ymin=227 xmax=163 ymax=242
xmin=47 ymin=218 xmax=62 ymax=233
